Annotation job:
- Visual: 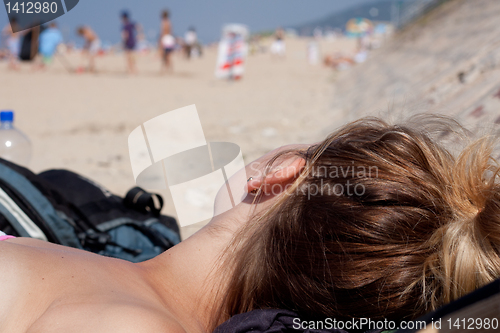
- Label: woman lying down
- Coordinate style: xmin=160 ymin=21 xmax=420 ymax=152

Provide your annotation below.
xmin=1 ymin=114 xmax=499 ymax=333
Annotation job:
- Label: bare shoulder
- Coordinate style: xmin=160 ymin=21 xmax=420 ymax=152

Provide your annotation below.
xmin=0 ymin=238 xmax=108 ymax=332
xmin=0 ymin=240 xmax=188 ymax=333
xmin=99 ymin=306 xmax=187 ymax=333
xmin=0 ymin=237 xmax=65 ymax=250
xmin=0 ymin=237 xmax=54 ymax=287
xmin=0 ymin=237 xmax=80 ymax=274
xmin=0 ymin=238 xmax=59 ymax=331
xmin=28 ymin=301 xmax=187 ymax=333
xmin=0 ymin=240 xmax=23 ymax=325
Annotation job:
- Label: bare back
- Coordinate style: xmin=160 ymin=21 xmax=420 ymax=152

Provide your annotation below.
xmin=161 ymin=19 xmax=172 ymax=37
xmin=0 ymin=238 xmax=185 ymax=333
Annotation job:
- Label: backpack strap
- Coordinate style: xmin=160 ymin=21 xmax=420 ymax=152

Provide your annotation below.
xmin=0 ymin=163 xmax=82 ymax=248
xmin=0 ymin=187 xmax=45 ymax=239
xmin=95 ymin=217 xmax=176 ymax=251
xmin=124 ymin=187 xmax=164 ymax=216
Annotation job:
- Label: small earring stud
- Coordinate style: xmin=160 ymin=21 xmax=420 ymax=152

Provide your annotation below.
xmin=247 ymin=177 xmax=259 ymax=194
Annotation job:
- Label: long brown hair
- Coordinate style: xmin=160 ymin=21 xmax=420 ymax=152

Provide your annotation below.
xmin=210 ymin=115 xmax=500 ymax=329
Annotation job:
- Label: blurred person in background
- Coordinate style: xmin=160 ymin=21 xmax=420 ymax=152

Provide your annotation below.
xmin=136 ymin=29 xmax=149 ymax=54
xmin=160 ymin=9 xmax=175 ymax=74
xmin=184 ymin=26 xmax=198 ymax=59
xmin=2 ymin=18 xmax=21 ymax=70
xmin=35 ymin=22 xmax=63 ymax=70
xmin=121 ymin=11 xmax=138 ymax=74
xmin=307 ymin=38 xmax=319 ymax=65
xmin=76 ymin=26 xmax=100 ymax=73
xmin=323 ymin=52 xmax=355 ymax=70
xmin=270 ymin=27 xmax=286 ymax=57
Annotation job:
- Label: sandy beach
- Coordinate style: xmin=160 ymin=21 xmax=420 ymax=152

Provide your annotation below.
xmin=0 ymin=36 xmax=356 ymax=238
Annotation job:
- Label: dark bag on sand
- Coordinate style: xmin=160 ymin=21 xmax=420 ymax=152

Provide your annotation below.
xmin=0 ymin=158 xmax=180 ymax=262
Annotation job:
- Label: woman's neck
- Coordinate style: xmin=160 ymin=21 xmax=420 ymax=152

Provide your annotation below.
xmin=137 ymin=202 xmax=258 ymax=332
xmin=138 ymin=151 xmax=286 ymax=331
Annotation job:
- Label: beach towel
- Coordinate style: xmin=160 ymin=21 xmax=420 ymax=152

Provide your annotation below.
xmin=0 ymin=231 xmax=15 ymax=241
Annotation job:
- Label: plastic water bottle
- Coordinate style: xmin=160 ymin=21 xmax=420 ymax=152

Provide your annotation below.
xmin=0 ymin=111 xmax=32 ymax=166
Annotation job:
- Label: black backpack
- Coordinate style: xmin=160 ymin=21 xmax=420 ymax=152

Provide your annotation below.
xmin=0 ymin=158 xmax=180 ymax=262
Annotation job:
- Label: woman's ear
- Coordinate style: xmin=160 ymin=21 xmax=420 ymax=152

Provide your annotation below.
xmin=247 ymin=157 xmax=306 ymax=195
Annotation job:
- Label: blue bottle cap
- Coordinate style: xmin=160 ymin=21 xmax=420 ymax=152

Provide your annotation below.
xmin=0 ymin=111 xmax=14 ymax=122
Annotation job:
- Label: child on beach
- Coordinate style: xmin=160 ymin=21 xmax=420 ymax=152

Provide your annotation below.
xmin=76 ymin=26 xmax=101 ymax=73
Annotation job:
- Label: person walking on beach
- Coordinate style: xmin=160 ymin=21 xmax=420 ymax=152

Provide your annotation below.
xmin=2 ymin=18 xmax=22 ymax=70
xmin=160 ymin=10 xmax=175 ymax=74
xmin=121 ymin=11 xmax=138 ymax=74
xmin=76 ymin=26 xmax=100 ymax=73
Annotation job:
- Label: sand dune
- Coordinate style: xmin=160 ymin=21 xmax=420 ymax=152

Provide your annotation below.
xmin=332 ymin=0 xmax=500 ymax=140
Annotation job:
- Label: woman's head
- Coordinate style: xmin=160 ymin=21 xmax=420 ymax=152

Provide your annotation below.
xmin=213 ymin=115 xmax=500 ymax=327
